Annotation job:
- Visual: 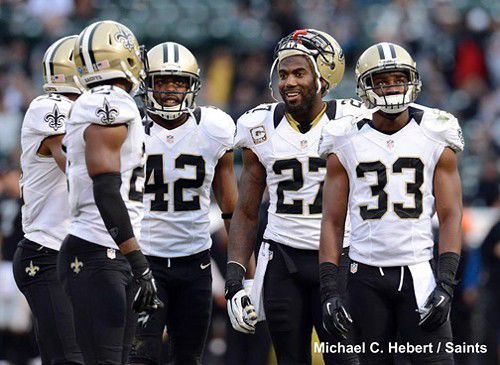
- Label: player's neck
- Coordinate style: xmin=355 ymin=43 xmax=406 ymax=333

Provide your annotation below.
xmin=149 ymin=112 xmax=189 ymax=130
xmin=371 ymin=109 xmax=410 ymax=134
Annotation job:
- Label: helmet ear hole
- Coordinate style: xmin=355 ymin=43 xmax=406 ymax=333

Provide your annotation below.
xmin=127 ymin=58 xmax=135 ymax=67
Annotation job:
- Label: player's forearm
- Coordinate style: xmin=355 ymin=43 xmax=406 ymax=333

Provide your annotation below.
xmin=319 ymin=218 xmax=344 ymax=265
xmin=437 ymin=206 xmax=462 ymax=255
xmin=227 ymin=208 xmax=259 ymax=268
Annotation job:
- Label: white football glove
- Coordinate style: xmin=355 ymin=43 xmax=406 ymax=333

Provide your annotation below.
xmin=227 ymin=288 xmax=258 ymax=334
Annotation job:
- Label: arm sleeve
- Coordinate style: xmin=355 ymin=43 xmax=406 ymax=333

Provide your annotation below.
xmin=92 ymin=172 xmax=135 ymax=246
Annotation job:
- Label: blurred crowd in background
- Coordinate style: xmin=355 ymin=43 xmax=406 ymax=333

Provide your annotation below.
xmin=0 ymin=0 xmax=498 ymax=364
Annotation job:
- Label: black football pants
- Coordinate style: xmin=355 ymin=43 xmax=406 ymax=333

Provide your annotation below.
xmin=348 ymin=261 xmax=453 ymax=364
xmin=57 ymin=234 xmax=137 ymax=365
xmin=129 ymin=250 xmax=212 ymax=365
xmin=12 ymin=238 xmax=83 ymax=365
xmin=263 ymin=241 xmax=359 ymax=365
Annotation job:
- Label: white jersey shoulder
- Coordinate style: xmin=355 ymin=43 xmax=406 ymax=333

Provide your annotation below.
xmin=198 ymin=106 xmax=235 ymax=150
xmin=69 ymin=85 xmax=138 ymax=126
xmin=334 ymin=98 xmax=370 ymax=118
xmin=24 ymin=94 xmax=72 ymax=136
xmin=411 ymin=103 xmax=464 ymax=152
xmin=200 ymin=106 xmax=236 ymax=157
xmin=234 ymin=103 xmax=276 ymax=149
xmin=319 ymin=115 xmax=361 ymax=159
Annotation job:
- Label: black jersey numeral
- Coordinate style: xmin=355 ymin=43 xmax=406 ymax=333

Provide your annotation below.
xmin=356 ymin=157 xmax=424 ymax=220
xmin=174 ymin=155 xmax=205 ymax=211
xmin=273 ymin=157 xmax=326 ymax=215
xmin=144 ymin=154 xmax=206 ymax=212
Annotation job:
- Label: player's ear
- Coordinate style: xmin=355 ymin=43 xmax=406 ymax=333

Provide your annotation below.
xmin=320 ymin=78 xmax=328 ymax=94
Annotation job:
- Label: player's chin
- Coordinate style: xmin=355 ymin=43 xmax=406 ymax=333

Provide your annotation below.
xmin=284 ymin=99 xmax=307 ymax=114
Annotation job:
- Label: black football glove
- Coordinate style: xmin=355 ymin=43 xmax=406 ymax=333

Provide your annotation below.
xmin=320 ymin=262 xmax=352 ymax=340
xmin=419 ymin=252 xmax=460 ymax=332
xmin=125 ymin=250 xmax=164 ymax=314
xmin=419 ymin=280 xmax=453 ymax=331
xmin=322 ymin=295 xmax=352 ymax=339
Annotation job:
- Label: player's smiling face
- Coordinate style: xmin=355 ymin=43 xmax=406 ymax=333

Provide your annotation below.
xmin=152 ymin=75 xmax=190 ymax=107
xmin=278 ymin=55 xmax=317 ymax=113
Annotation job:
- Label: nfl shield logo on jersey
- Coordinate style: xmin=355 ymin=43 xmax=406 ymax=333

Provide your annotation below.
xmin=386 ymin=139 xmax=394 ymax=150
xmin=350 ymin=262 xmax=358 ymax=274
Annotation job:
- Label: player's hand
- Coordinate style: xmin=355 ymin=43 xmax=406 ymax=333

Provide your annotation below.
xmin=322 ymin=295 xmax=352 ymax=339
xmin=137 ymin=296 xmax=164 ymax=327
xmin=225 ymin=285 xmax=258 ymax=334
xmin=132 ymin=268 xmax=164 ymax=314
xmin=419 ymin=281 xmax=453 ymax=331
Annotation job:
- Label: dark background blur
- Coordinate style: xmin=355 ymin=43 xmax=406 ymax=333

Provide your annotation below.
xmin=0 ymin=0 xmax=498 ymax=364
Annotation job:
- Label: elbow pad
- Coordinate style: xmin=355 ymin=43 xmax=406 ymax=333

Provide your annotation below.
xmin=92 ymin=172 xmax=135 ymax=246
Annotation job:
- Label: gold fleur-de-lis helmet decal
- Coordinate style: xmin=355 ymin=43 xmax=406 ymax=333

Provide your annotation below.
xmin=44 ymin=104 xmax=66 ymax=131
xmin=96 ymin=97 xmax=119 ymax=124
xmin=114 ymin=26 xmax=135 ymax=51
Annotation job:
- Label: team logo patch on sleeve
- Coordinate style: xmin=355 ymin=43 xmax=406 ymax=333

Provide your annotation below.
xmin=250 ymin=126 xmax=267 ymax=144
xmin=44 ymin=104 xmax=66 ymax=131
xmin=96 ymin=98 xmax=119 ymax=124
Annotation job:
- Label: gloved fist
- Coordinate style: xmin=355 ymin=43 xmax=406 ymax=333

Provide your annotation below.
xmin=322 ymin=295 xmax=352 ymax=339
xmin=419 ymin=281 xmax=453 ymax=332
xmin=225 ymin=261 xmax=257 ymax=334
xmin=132 ymin=268 xmax=164 ymax=314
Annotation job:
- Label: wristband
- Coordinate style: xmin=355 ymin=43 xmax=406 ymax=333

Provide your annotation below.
xmin=319 ymin=262 xmax=339 ymax=304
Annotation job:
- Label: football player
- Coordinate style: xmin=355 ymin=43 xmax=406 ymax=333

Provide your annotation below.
xmin=57 ymin=20 xmax=161 ymax=364
xmin=225 ymin=29 xmax=364 ymax=364
xmin=128 ymin=42 xmax=237 ymax=365
xmin=319 ymin=42 xmax=463 ymax=364
xmin=12 ymin=35 xmax=84 ymax=365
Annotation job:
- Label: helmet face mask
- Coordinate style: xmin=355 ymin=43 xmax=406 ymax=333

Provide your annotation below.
xmin=145 ymin=42 xmax=201 ymax=121
xmin=74 ymin=20 xmax=146 ymax=95
xmin=147 ymin=73 xmax=201 ymax=120
xmin=269 ymin=29 xmax=345 ymax=98
xmin=356 ymin=42 xmax=421 ymax=114
xmin=42 ymin=35 xmax=84 ymax=95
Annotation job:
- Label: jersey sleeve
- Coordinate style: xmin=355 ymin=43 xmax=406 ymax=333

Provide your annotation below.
xmin=335 ymin=98 xmax=370 ymax=119
xmin=318 ymin=115 xmax=357 ymax=160
xmin=24 ymin=95 xmax=72 ymax=136
xmin=80 ymin=87 xmax=139 ymax=126
xmin=234 ymin=103 xmax=274 ymax=150
xmin=200 ymin=106 xmax=236 ymax=160
xmin=421 ymin=109 xmax=465 ymax=153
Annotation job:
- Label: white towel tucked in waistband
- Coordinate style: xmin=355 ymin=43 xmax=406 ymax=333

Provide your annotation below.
xmin=408 ymin=261 xmax=436 ymax=320
xmin=249 ymin=241 xmax=273 ymax=322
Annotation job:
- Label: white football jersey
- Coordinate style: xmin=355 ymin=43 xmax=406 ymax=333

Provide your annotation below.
xmin=319 ymin=103 xmax=464 ymax=266
xmin=235 ymin=99 xmax=369 ymax=250
xmin=64 ymin=85 xmax=145 ymax=249
xmin=20 ymin=94 xmax=72 ymax=250
xmin=140 ymin=107 xmax=235 ymax=257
